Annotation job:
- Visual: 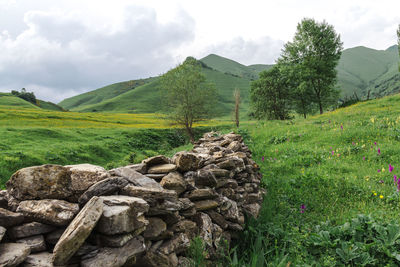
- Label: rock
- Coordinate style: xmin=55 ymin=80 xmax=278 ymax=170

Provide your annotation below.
xmin=178 ymin=256 xmax=192 ymax=267
xmin=80 ymin=236 xmax=146 ymax=267
xmin=121 ymin=185 xmax=177 ymax=202
xmin=160 ymin=172 xmax=186 ymax=195
xmin=172 ymin=152 xmax=201 ymax=172
xmin=147 ymin=199 xmax=184 ymax=216
xmin=17 ymin=199 xmax=79 ymax=226
xmin=0 ymin=226 xmax=6 ymax=242
xmin=0 ymin=242 xmax=31 ymax=267
xmin=216 ymin=179 xmax=238 ymax=189
xmin=110 ymin=163 xmax=147 ymax=175
xmin=145 ymin=173 xmax=167 ymax=180
xmin=170 ymin=220 xmax=197 ymax=239
xmin=194 ymin=169 xmax=217 ymax=187
xmin=143 ymin=217 xmax=167 ymax=240
xmin=202 ymin=165 xmax=231 ymax=178
xmin=217 ymin=188 xmax=235 ymax=199
xmin=98 ymin=226 xmax=145 ymax=247
xmin=45 ymin=228 xmax=65 ymax=245
xmin=226 ymin=221 xmax=243 ymax=231
xmin=96 ymin=195 xmax=149 ymax=235
xmin=52 ymin=196 xmax=103 ymax=266
xmin=157 ymin=212 xmax=182 ymax=226
xmin=0 ymin=207 xmax=24 ymax=227
xmin=243 ymin=203 xmax=262 ymax=218
xmin=142 ymin=155 xmax=170 ymax=167
xmin=194 ymin=200 xmax=219 ymax=211
xmin=147 ymin=164 xmax=177 ymax=174
xmin=193 ymin=213 xmax=213 ymax=248
xmin=74 ymin=243 xmax=99 ymax=257
xmin=6 ymin=164 xmax=73 ymax=201
xmin=7 ymin=195 xmax=20 ymax=212
xmin=8 ymin=222 xmax=56 ymax=239
xmin=110 ymin=168 xmax=163 ymax=190
xmin=184 ymin=188 xmax=217 ymax=201
xmin=220 ymin=197 xmax=240 ymax=223
xmin=22 ymin=252 xmax=53 ymax=267
xmin=205 ymin=210 xmax=228 ymax=230
xmin=65 ymin=164 xmax=110 ymax=201
xmin=159 ymin=233 xmax=190 ymax=255
xmin=137 ymin=251 xmax=175 ymax=267
xmin=78 ymin=177 xmax=129 ymax=205
xmin=223 ymin=133 xmax=243 ymax=142
xmin=0 ymin=190 xmax=8 ymax=208
xmin=16 ymin=235 xmax=46 ymax=253
xmin=227 ymin=141 xmax=242 ymax=152
xmin=216 ymin=157 xmax=245 ymax=173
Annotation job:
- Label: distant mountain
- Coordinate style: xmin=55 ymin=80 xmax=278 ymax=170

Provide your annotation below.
xmin=58 ymin=45 xmax=400 ymax=115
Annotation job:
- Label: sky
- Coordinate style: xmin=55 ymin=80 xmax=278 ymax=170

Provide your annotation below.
xmin=0 ymin=0 xmax=399 ymax=103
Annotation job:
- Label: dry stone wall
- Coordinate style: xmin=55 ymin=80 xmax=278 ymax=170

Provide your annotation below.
xmin=0 ymin=132 xmax=264 ymax=267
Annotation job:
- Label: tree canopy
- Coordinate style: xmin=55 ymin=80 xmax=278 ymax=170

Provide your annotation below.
xmin=161 ymin=57 xmax=217 ymax=142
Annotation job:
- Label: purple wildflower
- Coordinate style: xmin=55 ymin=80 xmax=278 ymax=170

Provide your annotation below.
xmin=352 ymin=142 xmax=355 ymax=145
xmin=389 ymin=164 xmax=394 ymax=173
xmin=341 ymin=125 xmax=343 ymax=130
xmin=374 ymin=142 xmax=377 ymax=145
xmin=378 ymin=169 xmax=381 ymax=173
xmin=262 ymin=156 xmax=264 ymax=162
xmin=378 ymin=148 xmax=381 ymax=155
xmin=300 ymin=204 xmax=306 ymax=213
xmin=394 ymin=175 xmax=397 ymax=183
xmin=362 ymin=156 xmax=365 ymax=161
xmin=331 ymin=151 xmax=334 ymax=156
xmin=379 ymin=180 xmax=384 ymax=184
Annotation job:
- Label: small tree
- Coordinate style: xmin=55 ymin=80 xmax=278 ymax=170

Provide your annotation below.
xmin=281 ymin=18 xmax=343 ymax=114
xmin=161 ymin=57 xmax=217 ymax=143
xmin=250 ymin=66 xmax=291 ymax=120
xmin=233 ymin=88 xmax=240 ymax=127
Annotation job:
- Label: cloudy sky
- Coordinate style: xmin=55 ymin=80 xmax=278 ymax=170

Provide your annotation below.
xmin=0 ymin=0 xmax=399 ymax=102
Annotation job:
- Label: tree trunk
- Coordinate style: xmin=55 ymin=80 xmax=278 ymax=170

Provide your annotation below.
xmin=319 ymin=100 xmax=323 ymax=114
xmin=185 ymin=125 xmax=195 ymax=144
xmin=303 ymin=112 xmax=307 ymax=119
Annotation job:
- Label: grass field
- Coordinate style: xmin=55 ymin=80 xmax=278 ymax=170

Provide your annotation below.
xmin=0 ymin=105 xmax=227 ymax=187
xmin=229 ymin=93 xmax=400 ymax=266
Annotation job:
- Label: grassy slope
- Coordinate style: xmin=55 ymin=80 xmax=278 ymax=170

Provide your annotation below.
xmin=240 ymin=93 xmax=400 ymax=265
xmin=37 ymin=100 xmax=65 ymax=111
xmin=247 ymin=64 xmax=274 ymax=73
xmin=71 ymin=68 xmax=253 ymax=117
xmin=58 ymin=78 xmax=154 ymax=110
xmin=0 ymin=104 xmax=228 ymax=187
xmin=0 ymin=95 xmax=40 ymax=109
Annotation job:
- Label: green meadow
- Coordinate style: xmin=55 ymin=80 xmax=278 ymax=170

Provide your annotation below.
xmin=4 ymin=93 xmax=400 ymax=265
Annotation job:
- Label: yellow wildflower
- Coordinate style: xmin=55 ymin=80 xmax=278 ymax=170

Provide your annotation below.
xmin=380 ymin=195 xmax=384 ymax=199
xmin=373 ymin=192 xmax=377 ymax=196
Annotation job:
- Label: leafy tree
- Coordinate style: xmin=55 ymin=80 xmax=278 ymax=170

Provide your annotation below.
xmin=250 ymin=65 xmax=291 ymax=120
xmin=11 ymin=88 xmax=37 ymax=104
xmin=280 ymin=18 xmax=343 ymax=114
xmin=161 ymin=57 xmax=217 ymax=143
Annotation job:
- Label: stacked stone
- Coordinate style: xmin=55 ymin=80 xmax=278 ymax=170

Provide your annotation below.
xmin=0 ymin=132 xmax=264 ymax=267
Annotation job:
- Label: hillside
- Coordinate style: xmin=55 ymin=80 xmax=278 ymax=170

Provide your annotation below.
xmin=58 ymin=45 xmax=400 ymax=115
xmin=0 ymin=93 xmax=65 ymax=111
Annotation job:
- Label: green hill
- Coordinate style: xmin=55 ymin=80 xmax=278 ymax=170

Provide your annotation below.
xmin=58 ymin=78 xmax=155 ymax=110
xmin=0 ymin=93 xmax=65 ymax=111
xmin=58 ymin=45 xmax=400 ymax=115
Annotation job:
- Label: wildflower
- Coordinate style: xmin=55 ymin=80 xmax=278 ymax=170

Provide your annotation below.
xmin=352 ymin=142 xmax=355 ymax=145
xmin=374 ymin=142 xmax=377 ymax=145
xmin=262 ymin=156 xmax=264 ymax=162
xmin=331 ymin=151 xmax=334 ymax=156
xmin=379 ymin=195 xmax=384 ymax=199
xmin=341 ymin=125 xmax=343 ymax=130
xmin=300 ymin=204 xmax=306 ymax=213
xmin=394 ymin=175 xmax=397 ymax=183
xmin=373 ymin=192 xmax=377 ymax=196
xmin=378 ymin=169 xmax=381 ymax=173
xmin=389 ymin=164 xmax=394 ymax=172
xmin=379 ymin=180 xmax=384 ymax=184
xmin=378 ymin=148 xmax=381 ymax=155
xmin=362 ymin=156 xmax=365 ymax=161
xmin=382 ymin=168 xmax=385 ymax=172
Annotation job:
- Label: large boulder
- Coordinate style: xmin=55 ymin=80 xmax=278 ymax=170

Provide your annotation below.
xmin=16 ymin=199 xmax=79 ymax=226
xmin=52 ymin=196 xmax=103 ymax=266
xmin=0 ymin=242 xmax=31 ymax=267
xmin=6 ymin=164 xmax=72 ymax=201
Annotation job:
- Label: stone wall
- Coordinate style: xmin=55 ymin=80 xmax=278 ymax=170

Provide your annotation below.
xmin=0 ymin=132 xmax=264 ymax=267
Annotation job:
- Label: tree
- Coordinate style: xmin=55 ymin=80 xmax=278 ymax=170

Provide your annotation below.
xmin=233 ymin=88 xmax=240 ymax=127
xmin=280 ymin=18 xmax=343 ymax=114
xmin=250 ymin=65 xmax=291 ymax=120
xmin=11 ymin=88 xmax=37 ymax=104
xmin=161 ymin=57 xmax=217 ymax=143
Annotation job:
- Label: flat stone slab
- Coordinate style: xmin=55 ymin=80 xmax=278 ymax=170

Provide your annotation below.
xmin=142 ymin=155 xmax=169 ymax=167
xmin=0 ymin=207 xmax=24 ymax=227
xmin=52 ymin=196 xmax=104 ymax=266
xmin=17 ymin=199 xmax=79 ymax=226
xmin=16 ymin=235 xmax=46 ymax=253
xmin=147 ymin=164 xmax=177 ymax=174
xmin=98 ymin=226 xmax=145 ymax=247
xmin=184 ymin=188 xmax=218 ymax=201
xmin=21 ymin=252 xmax=53 ymax=267
xmin=81 ymin=236 xmax=146 ymax=267
xmin=78 ymin=177 xmax=129 ymax=205
xmin=110 ymin=167 xmax=163 ymax=190
xmin=121 ymin=185 xmax=177 ymax=204
xmin=9 ymin=222 xmax=56 ymax=239
xmin=0 ymin=242 xmax=31 ymax=267
xmin=193 ymin=200 xmax=219 ymax=211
